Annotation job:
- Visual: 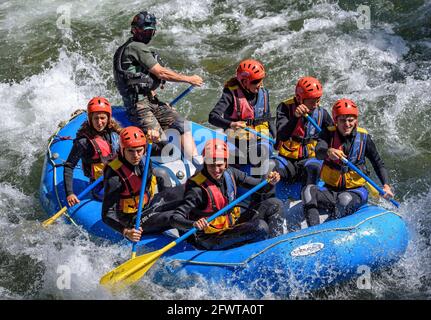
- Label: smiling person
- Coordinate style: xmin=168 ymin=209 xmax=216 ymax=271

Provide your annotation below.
xmin=274 ymin=77 xmax=333 ymax=187
xmin=102 ymin=126 xmax=185 ymax=241
xmin=64 ymin=97 xmax=121 ymax=205
xmin=170 ymin=139 xmax=284 ymax=250
xmin=301 ymin=98 xmax=395 ymax=227
xmin=208 ymin=59 xmax=275 ymax=176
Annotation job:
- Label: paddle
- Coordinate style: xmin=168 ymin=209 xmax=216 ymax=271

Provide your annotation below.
xmin=42 ymin=175 xmax=104 ymax=227
xmin=100 ymin=178 xmax=270 ymax=289
xmin=169 ymin=85 xmax=194 ymax=106
xmin=243 ymin=127 xmax=276 ymax=144
xmin=340 ymin=157 xmax=400 ymax=208
xmin=130 ymin=141 xmax=153 ymax=259
xmin=304 ymin=114 xmax=322 ymax=133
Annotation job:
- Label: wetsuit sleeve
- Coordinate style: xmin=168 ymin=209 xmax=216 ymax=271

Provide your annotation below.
xmin=63 ymin=138 xmax=87 ymax=196
xmin=276 ymin=102 xmax=300 ymax=142
xmin=208 ymin=88 xmax=235 ymax=129
xmin=365 ymin=135 xmax=390 ymax=185
xmin=314 ymin=127 xmax=332 ymax=160
xmin=170 ymin=186 xmax=205 ymax=231
xmin=101 ymin=168 xmax=132 ymax=234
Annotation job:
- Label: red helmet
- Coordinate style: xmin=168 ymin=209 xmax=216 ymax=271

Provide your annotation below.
xmin=119 ymin=126 xmax=147 ymax=149
xmin=332 ymin=98 xmax=359 ymax=120
xmin=295 ymin=77 xmax=323 ymax=102
xmin=236 ymin=59 xmax=265 ymax=90
xmin=202 ymin=139 xmax=229 ymax=163
xmin=87 ymin=97 xmax=112 ymax=117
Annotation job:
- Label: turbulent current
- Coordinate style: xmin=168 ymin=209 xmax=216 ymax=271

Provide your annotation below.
xmin=0 ymin=0 xmax=430 ymax=299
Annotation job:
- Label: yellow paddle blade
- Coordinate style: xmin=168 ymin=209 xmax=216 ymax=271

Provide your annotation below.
xmin=42 ymin=206 xmax=68 ymax=227
xmin=100 ymin=241 xmax=176 ymax=289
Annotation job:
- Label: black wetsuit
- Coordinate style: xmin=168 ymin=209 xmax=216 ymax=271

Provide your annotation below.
xmin=302 ymin=127 xmax=390 ymax=226
xmin=170 ymin=167 xmax=283 ymax=250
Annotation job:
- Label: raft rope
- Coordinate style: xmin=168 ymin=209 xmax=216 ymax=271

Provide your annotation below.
xmin=167 ymin=210 xmax=402 ymax=268
xmin=46 ymin=109 xmax=86 ymax=227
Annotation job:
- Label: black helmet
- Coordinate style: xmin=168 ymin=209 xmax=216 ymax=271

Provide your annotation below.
xmin=131 ymin=11 xmax=157 ymax=31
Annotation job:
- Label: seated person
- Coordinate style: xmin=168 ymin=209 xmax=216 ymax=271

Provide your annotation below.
xmin=302 ymin=99 xmax=394 ymax=226
xmin=274 ymin=76 xmax=333 ymax=187
xmin=64 ymin=97 xmax=121 ymax=206
xmin=170 ymin=139 xmax=284 ymax=250
xmin=102 ymin=126 xmax=184 ymax=241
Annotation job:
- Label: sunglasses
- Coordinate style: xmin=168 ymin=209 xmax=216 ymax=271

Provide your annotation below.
xmin=250 ymin=78 xmax=264 ymax=85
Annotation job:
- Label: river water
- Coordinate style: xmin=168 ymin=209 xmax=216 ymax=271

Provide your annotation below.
xmin=0 ymin=0 xmax=430 ymax=299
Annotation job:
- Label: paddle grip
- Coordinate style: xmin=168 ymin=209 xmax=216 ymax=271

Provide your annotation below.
xmin=304 ymin=114 xmax=322 ymax=133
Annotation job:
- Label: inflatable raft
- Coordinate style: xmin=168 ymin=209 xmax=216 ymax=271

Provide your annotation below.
xmin=39 ymin=107 xmax=408 ymax=297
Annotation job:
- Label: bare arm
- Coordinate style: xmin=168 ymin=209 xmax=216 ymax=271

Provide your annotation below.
xmin=149 ymin=63 xmax=203 ymax=86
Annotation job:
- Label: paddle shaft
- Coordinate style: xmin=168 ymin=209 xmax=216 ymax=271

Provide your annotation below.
xmin=173 ymin=179 xmax=270 ymax=245
xmin=42 ymin=175 xmax=104 ymax=226
xmin=304 ymin=114 xmax=322 ymax=133
xmin=341 ymin=157 xmax=400 ymax=208
xmin=169 ymin=85 xmax=194 ymax=106
xmin=244 ymin=127 xmax=276 ymax=144
xmin=131 ymin=142 xmax=153 ymax=258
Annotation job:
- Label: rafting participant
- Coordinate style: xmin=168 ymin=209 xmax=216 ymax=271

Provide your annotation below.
xmin=302 ymin=98 xmax=395 ymax=226
xmin=64 ymin=97 xmax=121 ymax=206
xmin=170 ymin=138 xmax=284 ymax=250
xmin=274 ymin=76 xmax=333 ymax=187
xmin=208 ymin=59 xmax=275 ymax=177
xmin=102 ymin=126 xmax=185 ymax=241
xmin=113 ymin=10 xmax=204 ymax=168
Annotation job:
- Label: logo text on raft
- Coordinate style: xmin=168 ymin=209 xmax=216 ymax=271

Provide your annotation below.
xmin=290 ymin=243 xmax=324 ymax=257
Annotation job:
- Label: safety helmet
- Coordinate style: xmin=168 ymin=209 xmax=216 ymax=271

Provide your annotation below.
xmin=131 ymin=11 xmax=157 ymax=31
xmin=332 ymin=98 xmax=359 ymax=120
xmin=202 ymin=139 xmax=229 ymax=164
xmin=236 ymin=59 xmax=265 ymax=91
xmin=119 ymin=126 xmax=147 ymax=149
xmin=295 ymin=77 xmax=323 ymax=103
xmin=87 ymin=97 xmax=112 ymax=116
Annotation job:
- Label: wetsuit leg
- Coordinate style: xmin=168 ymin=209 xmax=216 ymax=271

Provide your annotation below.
xmin=247 ymin=198 xmax=284 ymax=237
xmin=273 ymin=157 xmax=297 ymax=183
xmin=138 ymin=185 xmax=185 ymax=233
xmin=303 ymin=158 xmax=323 ymax=185
xmin=335 ymin=190 xmax=366 ymax=219
xmin=194 ymin=219 xmax=269 ymax=250
xmin=301 ymin=185 xmax=336 ymax=227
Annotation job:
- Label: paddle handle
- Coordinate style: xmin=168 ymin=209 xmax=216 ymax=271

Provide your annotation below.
xmin=341 ymin=157 xmax=400 ymax=208
xmin=174 ymin=179 xmax=270 ymax=245
xmin=304 ymin=114 xmax=322 ymax=133
xmin=131 ymin=142 xmax=153 ymax=258
xmin=42 ymin=175 xmax=104 ymax=227
xmin=244 ymin=127 xmax=276 ymax=144
xmin=169 ymin=85 xmax=194 ymax=106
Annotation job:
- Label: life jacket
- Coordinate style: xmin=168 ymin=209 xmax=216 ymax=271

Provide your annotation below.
xmin=113 ymin=38 xmax=164 ymax=97
xmin=277 ymin=97 xmax=323 ymax=160
xmin=189 ymin=169 xmax=241 ymax=234
xmin=225 ymin=85 xmax=271 ymax=141
xmin=320 ymin=126 xmax=368 ymax=189
xmin=108 ymin=157 xmax=158 ymax=215
xmin=82 ymin=132 xmax=119 ymax=180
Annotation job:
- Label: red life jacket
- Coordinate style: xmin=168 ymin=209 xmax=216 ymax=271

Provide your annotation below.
xmin=189 ymin=169 xmax=240 ymax=234
xmin=107 ymin=157 xmax=157 ymax=215
xmin=83 ymin=133 xmax=116 ymax=180
xmin=227 ymin=85 xmax=269 ymax=121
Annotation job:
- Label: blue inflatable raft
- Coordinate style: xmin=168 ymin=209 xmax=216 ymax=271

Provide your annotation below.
xmin=39 ymin=107 xmax=408 ymax=297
